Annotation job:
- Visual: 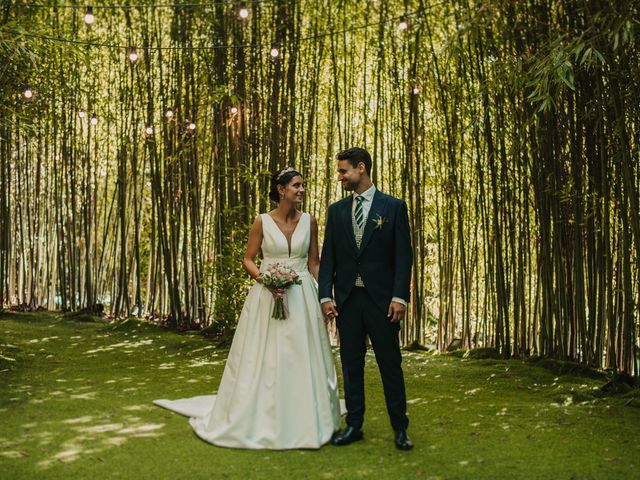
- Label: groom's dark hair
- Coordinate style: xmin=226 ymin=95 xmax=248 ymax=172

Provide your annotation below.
xmin=336 ymin=147 xmax=372 ymax=176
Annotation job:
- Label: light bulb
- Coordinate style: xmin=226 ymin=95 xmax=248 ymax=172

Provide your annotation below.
xmin=83 ymin=6 xmax=95 ymax=25
xmin=188 ymin=122 xmax=196 ymax=131
xmin=270 ymin=45 xmax=280 ymax=58
xmin=127 ymin=46 xmax=139 ymax=64
xmin=398 ymin=17 xmax=408 ymax=32
xmin=165 ymin=109 xmax=174 ymax=119
xmin=90 ymin=113 xmax=98 ymax=125
xmin=79 ymin=111 xmax=86 ymax=118
xmin=231 ymin=106 xmax=238 ymax=114
xmin=413 ymin=87 xmax=419 ymax=95
xmin=239 ymin=6 xmax=249 ymax=19
xmin=145 ymin=126 xmax=153 ymax=135
xmin=23 ymin=88 xmax=33 ymax=99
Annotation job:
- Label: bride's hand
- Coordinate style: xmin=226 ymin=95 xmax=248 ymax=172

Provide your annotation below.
xmin=268 ymin=287 xmax=285 ymax=299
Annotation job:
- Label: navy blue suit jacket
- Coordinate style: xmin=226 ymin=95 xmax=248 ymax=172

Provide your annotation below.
xmin=318 ymin=190 xmax=413 ymax=314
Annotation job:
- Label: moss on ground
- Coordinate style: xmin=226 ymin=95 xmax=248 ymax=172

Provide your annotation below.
xmin=1 ymin=311 xmax=639 ymax=479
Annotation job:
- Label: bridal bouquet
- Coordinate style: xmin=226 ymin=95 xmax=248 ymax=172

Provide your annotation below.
xmin=260 ymin=263 xmax=302 ymax=320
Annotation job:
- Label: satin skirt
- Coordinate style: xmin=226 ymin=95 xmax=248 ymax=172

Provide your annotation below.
xmin=154 ymin=272 xmax=343 ymax=450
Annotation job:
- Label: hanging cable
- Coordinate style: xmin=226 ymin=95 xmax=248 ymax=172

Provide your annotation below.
xmin=2 ymin=8 xmax=432 ymax=52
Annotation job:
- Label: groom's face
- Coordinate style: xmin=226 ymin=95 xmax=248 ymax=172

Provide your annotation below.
xmin=337 ymin=160 xmax=364 ymax=191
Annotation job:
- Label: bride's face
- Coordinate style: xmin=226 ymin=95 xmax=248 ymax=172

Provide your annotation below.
xmin=279 ymin=175 xmax=305 ymax=204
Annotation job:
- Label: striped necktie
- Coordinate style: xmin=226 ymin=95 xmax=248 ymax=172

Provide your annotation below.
xmin=354 ymin=195 xmax=365 ymax=232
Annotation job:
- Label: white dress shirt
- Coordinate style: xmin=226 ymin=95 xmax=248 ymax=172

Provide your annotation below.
xmin=352 ymin=184 xmax=377 ymax=228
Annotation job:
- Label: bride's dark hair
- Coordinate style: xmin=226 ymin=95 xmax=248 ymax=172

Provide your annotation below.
xmin=269 ymin=167 xmax=302 ymax=203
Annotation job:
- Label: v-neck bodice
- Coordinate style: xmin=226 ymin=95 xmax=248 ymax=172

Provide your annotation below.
xmin=260 ymin=213 xmax=310 ymax=273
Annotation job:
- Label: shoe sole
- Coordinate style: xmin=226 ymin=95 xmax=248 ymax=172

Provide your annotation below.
xmin=395 ymin=443 xmax=413 ymax=451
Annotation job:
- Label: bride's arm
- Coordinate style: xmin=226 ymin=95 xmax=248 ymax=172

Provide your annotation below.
xmin=308 ymin=216 xmax=320 ymax=281
xmin=242 ymin=216 xmax=264 ymax=282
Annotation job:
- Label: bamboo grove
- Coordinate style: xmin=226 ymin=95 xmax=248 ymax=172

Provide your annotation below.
xmin=0 ymin=0 xmax=638 ymax=374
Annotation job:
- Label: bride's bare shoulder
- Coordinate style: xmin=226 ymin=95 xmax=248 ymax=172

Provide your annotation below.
xmin=250 ymin=215 xmax=263 ymax=230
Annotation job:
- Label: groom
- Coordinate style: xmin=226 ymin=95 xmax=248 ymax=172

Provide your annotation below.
xmin=318 ymin=147 xmax=413 ymax=450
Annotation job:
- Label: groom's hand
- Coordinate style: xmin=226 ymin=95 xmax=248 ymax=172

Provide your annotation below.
xmin=387 ymin=301 xmax=406 ymax=323
xmin=321 ymin=301 xmax=338 ymax=324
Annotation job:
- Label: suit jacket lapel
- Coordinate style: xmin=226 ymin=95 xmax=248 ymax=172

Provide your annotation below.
xmin=358 ymin=190 xmax=388 ymax=256
xmin=341 ymin=198 xmax=358 ymax=254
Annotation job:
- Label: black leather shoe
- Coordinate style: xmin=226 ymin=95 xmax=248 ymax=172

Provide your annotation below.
xmin=331 ymin=426 xmax=363 ymax=446
xmin=394 ymin=429 xmax=413 ymax=450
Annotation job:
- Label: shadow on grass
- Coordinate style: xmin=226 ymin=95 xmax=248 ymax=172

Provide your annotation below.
xmin=3 ymin=311 xmax=640 ymax=479
xmin=0 ymin=408 xmax=165 ymax=470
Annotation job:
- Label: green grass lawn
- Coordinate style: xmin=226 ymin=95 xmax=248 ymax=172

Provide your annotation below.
xmin=1 ymin=311 xmax=639 ymax=479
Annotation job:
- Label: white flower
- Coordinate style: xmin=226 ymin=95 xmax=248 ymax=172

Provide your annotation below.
xmin=372 ymin=214 xmax=387 ymax=231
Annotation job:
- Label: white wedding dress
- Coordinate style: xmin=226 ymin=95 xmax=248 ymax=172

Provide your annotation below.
xmin=154 ymin=212 xmax=342 ymax=449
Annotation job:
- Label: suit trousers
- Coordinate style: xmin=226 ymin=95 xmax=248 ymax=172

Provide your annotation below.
xmin=336 ymin=287 xmax=409 ymax=432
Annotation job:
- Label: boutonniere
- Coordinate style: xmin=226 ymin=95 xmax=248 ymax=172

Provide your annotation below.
xmin=372 ymin=214 xmax=388 ymax=231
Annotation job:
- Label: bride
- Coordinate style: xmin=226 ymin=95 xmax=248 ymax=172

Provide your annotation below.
xmin=154 ymin=167 xmax=342 ymax=449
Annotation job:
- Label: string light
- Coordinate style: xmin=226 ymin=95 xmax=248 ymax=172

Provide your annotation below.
xmin=5 ymin=8 xmax=430 ymax=51
xmin=165 ymin=109 xmax=174 ymax=119
xmin=17 ymin=0 xmax=272 ymax=9
xmin=398 ymin=16 xmax=408 ymax=32
xmin=145 ymin=126 xmax=154 ymax=135
xmin=83 ymin=5 xmax=95 ymax=25
xmin=413 ymin=86 xmax=419 ymax=95
xmin=78 ymin=110 xmax=86 ymax=118
xmin=23 ymin=86 xmax=33 ymax=99
xmin=187 ymin=122 xmax=196 ymax=131
xmin=127 ymin=46 xmax=139 ymax=64
xmin=90 ymin=113 xmax=98 ymax=125
xmin=270 ymin=44 xmax=280 ymax=58
xmin=238 ymin=3 xmax=249 ymax=19
xmin=230 ymin=106 xmax=238 ymax=114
